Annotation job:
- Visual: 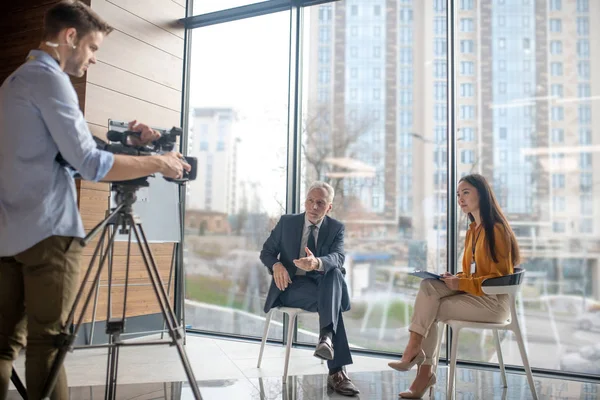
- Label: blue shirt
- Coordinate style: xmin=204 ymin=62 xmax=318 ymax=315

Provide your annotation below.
xmin=0 ymin=50 xmax=114 ymax=256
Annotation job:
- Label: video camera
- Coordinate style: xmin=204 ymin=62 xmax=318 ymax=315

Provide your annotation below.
xmin=57 ymin=123 xmax=197 ymax=184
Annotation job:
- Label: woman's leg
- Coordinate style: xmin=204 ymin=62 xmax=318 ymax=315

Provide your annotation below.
xmin=400 ymin=279 xmax=457 ymax=362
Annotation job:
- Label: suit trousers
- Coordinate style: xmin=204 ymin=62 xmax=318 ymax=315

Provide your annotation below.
xmin=278 ymin=268 xmax=352 ymax=370
xmin=0 ymin=236 xmax=81 ymax=400
xmin=409 ymin=279 xmax=510 ymax=365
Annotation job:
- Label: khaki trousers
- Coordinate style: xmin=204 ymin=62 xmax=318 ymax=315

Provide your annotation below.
xmin=0 ymin=236 xmax=82 ymax=400
xmin=409 ymin=279 xmax=509 ymax=365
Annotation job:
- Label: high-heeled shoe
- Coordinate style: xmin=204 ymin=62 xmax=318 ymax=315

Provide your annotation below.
xmin=388 ymin=349 xmax=426 ymax=371
xmin=398 ymin=373 xmax=436 ymax=399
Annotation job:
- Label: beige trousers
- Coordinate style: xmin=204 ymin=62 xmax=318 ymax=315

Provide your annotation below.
xmin=409 ymin=279 xmax=510 ymax=365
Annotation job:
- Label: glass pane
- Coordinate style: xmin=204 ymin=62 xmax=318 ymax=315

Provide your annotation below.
xmin=192 ymin=0 xmax=264 ymax=15
xmin=183 ymin=12 xmax=290 ymax=340
xmin=455 ymin=1 xmax=600 ymax=376
xmin=297 ymin=1 xmax=448 ymax=357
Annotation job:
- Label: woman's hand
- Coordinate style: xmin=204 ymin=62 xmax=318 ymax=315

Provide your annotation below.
xmin=441 ymin=272 xmax=460 ymax=290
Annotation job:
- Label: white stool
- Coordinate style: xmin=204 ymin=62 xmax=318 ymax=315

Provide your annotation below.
xmin=257 ymin=307 xmax=324 ymax=382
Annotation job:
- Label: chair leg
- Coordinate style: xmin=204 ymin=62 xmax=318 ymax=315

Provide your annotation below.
xmin=512 ymin=324 xmax=538 ymax=400
xmin=283 ymin=312 xmax=297 ymax=383
xmin=447 ymin=326 xmax=460 ymax=400
xmin=493 ymin=329 xmax=507 ymax=388
xmin=433 ymin=322 xmax=444 ymax=376
xmin=257 ymin=310 xmax=273 ymax=368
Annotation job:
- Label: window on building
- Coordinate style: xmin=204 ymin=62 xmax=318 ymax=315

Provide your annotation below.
xmin=550 ymin=62 xmax=563 ymax=76
xmin=461 ymin=40 xmax=474 ymax=54
xmin=551 ymin=106 xmax=563 ymax=121
xmin=552 ymin=173 xmax=565 ymax=189
xmin=461 ymin=18 xmax=474 ymax=32
xmin=551 ymin=129 xmax=564 ymax=144
xmin=551 ymin=84 xmax=563 ymax=98
xmin=578 ymin=39 xmax=590 ymax=58
xmin=461 ymin=0 xmax=474 ymax=10
xmin=550 ymin=19 xmax=562 ymax=32
xmin=461 ymin=150 xmax=474 ymax=164
xmin=577 ymin=17 xmax=589 ymax=35
xmin=579 ymin=128 xmax=592 ymax=145
xmin=499 ymin=127 xmax=507 ymax=139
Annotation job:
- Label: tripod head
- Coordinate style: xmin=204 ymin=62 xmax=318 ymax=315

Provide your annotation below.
xmin=110 ymin=178 xmax=149 ymax=216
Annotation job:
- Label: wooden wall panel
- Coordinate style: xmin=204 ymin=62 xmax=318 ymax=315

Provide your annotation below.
xmin=85 ymin=84 xmax=181 ymax=127
xmin=94 ymin=30 xmax=182 ymax=90
xmin=87 ymin=62 xmax=182 ymax=112
xmin=170 ymin=0 xmax=186 ymax=10
xmin=77 ymin=0 xmax=185 ymax=323
xmin=93 ymin=0 xmax=184 ymax=58
xmin=107 ymin=0 xmax=186 ymax=39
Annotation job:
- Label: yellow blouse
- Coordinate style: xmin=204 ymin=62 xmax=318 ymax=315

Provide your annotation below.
xmin=457 ymin=222 xmax=514 ymax=296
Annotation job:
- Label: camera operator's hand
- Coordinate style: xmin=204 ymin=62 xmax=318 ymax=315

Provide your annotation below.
xmin=126 ymin=120 xmax=161 ymax=146
xmin=158 ymin=151 xmax=191 ymax=180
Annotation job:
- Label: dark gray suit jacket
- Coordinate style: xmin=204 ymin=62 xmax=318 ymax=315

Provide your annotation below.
xmin=260 ymin=213 xmax=350 ymax=313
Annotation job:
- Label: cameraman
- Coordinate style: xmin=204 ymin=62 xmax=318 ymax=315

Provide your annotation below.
xmin=0 ymin=1 xmax=190 ymax=399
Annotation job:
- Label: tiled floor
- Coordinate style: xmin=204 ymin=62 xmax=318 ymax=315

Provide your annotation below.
xmin=7 ymin=334 xmax=600 ymax=399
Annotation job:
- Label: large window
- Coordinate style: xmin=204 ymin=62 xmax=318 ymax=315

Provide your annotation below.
xmin=183 ymin=13 xmax=290 ymax=339
xmin=455 ymin=2 xmax=600 ymax=376
xmin=295 ymin=1 xmax=448 ymax=355
xmin=181 ymin=0 xmax=600 ymax=379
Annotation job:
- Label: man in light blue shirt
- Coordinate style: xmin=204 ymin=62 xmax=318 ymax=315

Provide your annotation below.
xmin=0 ymin=1 xmax=190 ymax=398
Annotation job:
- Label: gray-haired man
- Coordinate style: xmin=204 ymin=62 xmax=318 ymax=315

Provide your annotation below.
xmin=260 ymin=181 xmax=359 ymax=396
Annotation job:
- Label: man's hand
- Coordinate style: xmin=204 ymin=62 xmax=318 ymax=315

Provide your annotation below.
xmin=157 ymin=151 xmax=191 ymax=179
xmin=273 ymin=263 xmax=292 ymax=291
xmin=127 ymin=120 xmax=161 ymax=146
xmin=293 ymin=247 xmax=319 ymax=272
xmin=441 ymin=272 xmax=459 ymax=290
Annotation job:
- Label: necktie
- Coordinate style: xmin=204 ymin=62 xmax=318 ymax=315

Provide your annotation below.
xmin=307 ymin=224 xmax=317 ymax=255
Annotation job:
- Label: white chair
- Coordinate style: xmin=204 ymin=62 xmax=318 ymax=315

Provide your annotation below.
xmin=437 ymin=268 xmax=538 ymax=400
xmin=257 ymin=307 xmax=324 ymax=382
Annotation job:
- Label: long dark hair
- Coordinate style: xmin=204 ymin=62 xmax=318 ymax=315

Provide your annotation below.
xmin=459 ymin=174 xmax=520 ymax=265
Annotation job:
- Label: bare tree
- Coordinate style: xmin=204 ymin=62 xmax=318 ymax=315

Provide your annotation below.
xmin=301 ymin=104 xmax=377 ymax=216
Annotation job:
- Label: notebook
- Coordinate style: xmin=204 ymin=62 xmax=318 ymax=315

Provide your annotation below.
xmin=409 ymin=270 xmax=442 ymax=280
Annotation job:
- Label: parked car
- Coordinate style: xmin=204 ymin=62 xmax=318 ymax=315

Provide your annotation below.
xmin=559 ymin=344 xmax=600 ymax=375
xmin=576 ymin=307 xmax=600 ymax=331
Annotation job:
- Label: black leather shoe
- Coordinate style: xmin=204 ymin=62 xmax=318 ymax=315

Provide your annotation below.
xmin=327 ymin=370 xmax=360 ymax=396
xmin=314 ymin=335 xmax=334 ymax=360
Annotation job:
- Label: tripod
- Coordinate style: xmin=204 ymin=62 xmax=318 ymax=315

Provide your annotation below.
xmin=39 ymin=179 xmax=203 ymax=400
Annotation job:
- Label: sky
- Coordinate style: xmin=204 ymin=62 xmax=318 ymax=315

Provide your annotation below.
xmin=188 ymin=8 xmax=313 ymax=216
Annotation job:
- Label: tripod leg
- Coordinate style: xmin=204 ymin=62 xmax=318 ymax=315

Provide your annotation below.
xmin=89 ymin=232 xmax=107 ymax=345
xmin=41 ymin=222 xmax=118 ymax=399
xmin=161 ymin=247 xmax=177 ymax=340
xmin=11 ymin=368 xmax=27 ymax=400
xmin=129 ymin=219 xmax=202 ymax=400
xmin=104 ymin=338 xmax=120 ymax=400
xmin=121 ymin=228 xmax=133 ymax=322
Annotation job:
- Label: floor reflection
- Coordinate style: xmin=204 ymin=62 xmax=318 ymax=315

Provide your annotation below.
xmin=7 ymin=368 xmax=600 ymax=399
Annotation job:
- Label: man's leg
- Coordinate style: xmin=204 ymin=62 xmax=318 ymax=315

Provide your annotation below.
xmin=0 ymin=257 xmax=27 ymax=399
xmin=278 ymin=276 xmax=319 ymax=311
xmin=314 ymin=269 xmax=352 ymax=369
xmin=315 ymin=269 xmax=359 ymax=396
xmin=326 ymin=312 xmax=352 ymax=370
xmin=17 ymin=236 xmax=82 ymax=400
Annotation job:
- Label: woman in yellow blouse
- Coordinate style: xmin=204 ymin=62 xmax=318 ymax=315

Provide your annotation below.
xmin=388 ymin=173 xmax=520 ymax=398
